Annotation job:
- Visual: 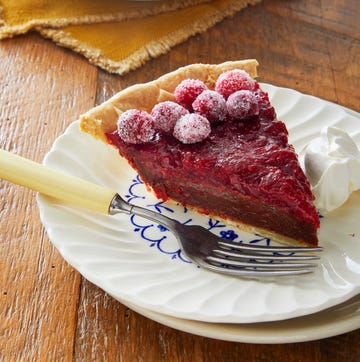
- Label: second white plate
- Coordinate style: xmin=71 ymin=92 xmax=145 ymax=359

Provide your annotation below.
xmin=38 ymin=84 xmax=360 ymax=324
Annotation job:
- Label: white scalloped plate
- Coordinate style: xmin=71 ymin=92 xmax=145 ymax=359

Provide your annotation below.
xmin=37 ymin=84 xmax=360 ymax=324
xmin=124 ymin=293 xmax=360 ymax=343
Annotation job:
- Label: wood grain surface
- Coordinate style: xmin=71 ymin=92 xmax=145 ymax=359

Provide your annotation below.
xmin=1 ymin=0 xmax=359 ymax=361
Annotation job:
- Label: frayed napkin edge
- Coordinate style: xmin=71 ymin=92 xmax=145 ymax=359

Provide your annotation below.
xmin=37 ymin=0 xmax=261 ymax=76
xmin=0 ymin=0 xmax=212 ymax=39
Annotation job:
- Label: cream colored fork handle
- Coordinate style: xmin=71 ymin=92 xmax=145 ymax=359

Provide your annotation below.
xmin=0 ymin=148 xmax=116 ymax=214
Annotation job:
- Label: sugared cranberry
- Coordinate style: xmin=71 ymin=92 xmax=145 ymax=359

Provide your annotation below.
xmin=173 ymin=113 xmax=211 ymax=144
xmin=117 ymin=109 xmax=156 ymax=144
xmin=226 ymin=90 xmax=259 ymax=120
xmin=215 ymin=70 xmax=256 ymax=99
xmin=174 ymin=79 xmax=208 ymax=110
xmin=192 ymin=90 xmax=227 ymax=123
xmin=151 ymin=101 xmax=189 ymax=134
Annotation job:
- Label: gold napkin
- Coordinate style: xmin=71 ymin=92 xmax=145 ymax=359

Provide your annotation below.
xmin=0 ymin=0 xmax=261 ymax=75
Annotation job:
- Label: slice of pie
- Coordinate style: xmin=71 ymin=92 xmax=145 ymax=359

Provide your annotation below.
xmin=80 ymin=60 xmax=319 ymax=246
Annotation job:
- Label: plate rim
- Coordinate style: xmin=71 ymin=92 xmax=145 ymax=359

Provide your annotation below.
xmin=37 ymin=83 xmax=360 ymax=326
xmin=122 ymin=293 xmax=360 ymax=343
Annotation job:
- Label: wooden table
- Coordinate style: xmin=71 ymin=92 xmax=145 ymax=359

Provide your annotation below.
xmin=1 ymin=0 xmax=359 ymax=360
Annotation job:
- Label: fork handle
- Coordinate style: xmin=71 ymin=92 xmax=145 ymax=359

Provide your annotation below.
xmin=0 ymin=148 xmax=116 ymax=214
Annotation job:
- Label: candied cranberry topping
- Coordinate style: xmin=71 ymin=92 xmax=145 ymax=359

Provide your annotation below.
xmin=173 ymin=113 xmax=211 ymax=144
xmin=215 ymin=69 xmax=257 ymax=99
xmin=117 ymin=109 xmax=156 ymax=144
xmin=226 ymin=90 xmax=259 ymax=120
xmin=174 ymin=79 xmax=208 ymax=110
xmin=192 ymin=90 xmax=227 ymax=123
xmin=151 ymin=101 xmax=189 ymax=134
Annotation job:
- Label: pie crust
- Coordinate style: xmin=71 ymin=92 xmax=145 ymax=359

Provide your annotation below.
xmin=79 ymin=60 xmax=258 ymax=142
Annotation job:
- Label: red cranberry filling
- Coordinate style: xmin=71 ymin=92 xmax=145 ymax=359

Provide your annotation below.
xmin=107 ymin=69 xmax=319 ymax=241
xmin=107 ymin=88 xmax=319 ymax=228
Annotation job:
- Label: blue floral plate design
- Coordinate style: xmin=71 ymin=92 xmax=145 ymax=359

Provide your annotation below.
xmin=125 ymin=174 xmax=276 ymax=265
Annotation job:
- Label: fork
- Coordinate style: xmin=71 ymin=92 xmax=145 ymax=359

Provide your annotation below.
xmin=0 ymin=148 xmax=322 ymax=277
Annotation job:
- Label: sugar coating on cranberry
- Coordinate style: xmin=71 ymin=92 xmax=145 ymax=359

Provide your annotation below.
xmin=215 ymin=70 xmax=256 ymax=99
xmin=226 ymin=90 xmax=260 ymax=120
xmin=192 ymin=90 xmax=227 ymax=123
xmin=117 ymin=109 xmax=156 ymax=144
xmin=151 ymin=101 xmax=189 ymax=134
xmin=173 ymin=113 xmax=211 ymax=144
xmin=174 ymin=79 xmax=208 ymax=110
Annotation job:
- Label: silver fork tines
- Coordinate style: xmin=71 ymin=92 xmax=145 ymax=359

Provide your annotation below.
xmin=110 ymin=194 xmax=323 ymax=277
xmin=218 ymin=240 xmax=322 ymax=253
xmin=212 ymin=248 xmax=321 ymax=261
xmin=207 ymin=256 xmax=318 ymax=270
xmin=202 ymin=238 xmax=322 ymax=276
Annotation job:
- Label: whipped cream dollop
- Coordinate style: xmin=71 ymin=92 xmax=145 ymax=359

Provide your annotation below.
xmin=300 ymin=126 xmax=360 ymax=213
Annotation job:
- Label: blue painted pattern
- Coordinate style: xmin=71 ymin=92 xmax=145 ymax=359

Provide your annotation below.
xmin=124 ymin=175 xmax=306 ymax=264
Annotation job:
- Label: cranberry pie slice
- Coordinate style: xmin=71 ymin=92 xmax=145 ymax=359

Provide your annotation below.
xmin=80 ymin=60 xmax=319 ymax=246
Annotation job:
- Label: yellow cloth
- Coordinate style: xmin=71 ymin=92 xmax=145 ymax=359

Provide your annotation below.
xmin=0 ymin=0 xmax=261 ymax=75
